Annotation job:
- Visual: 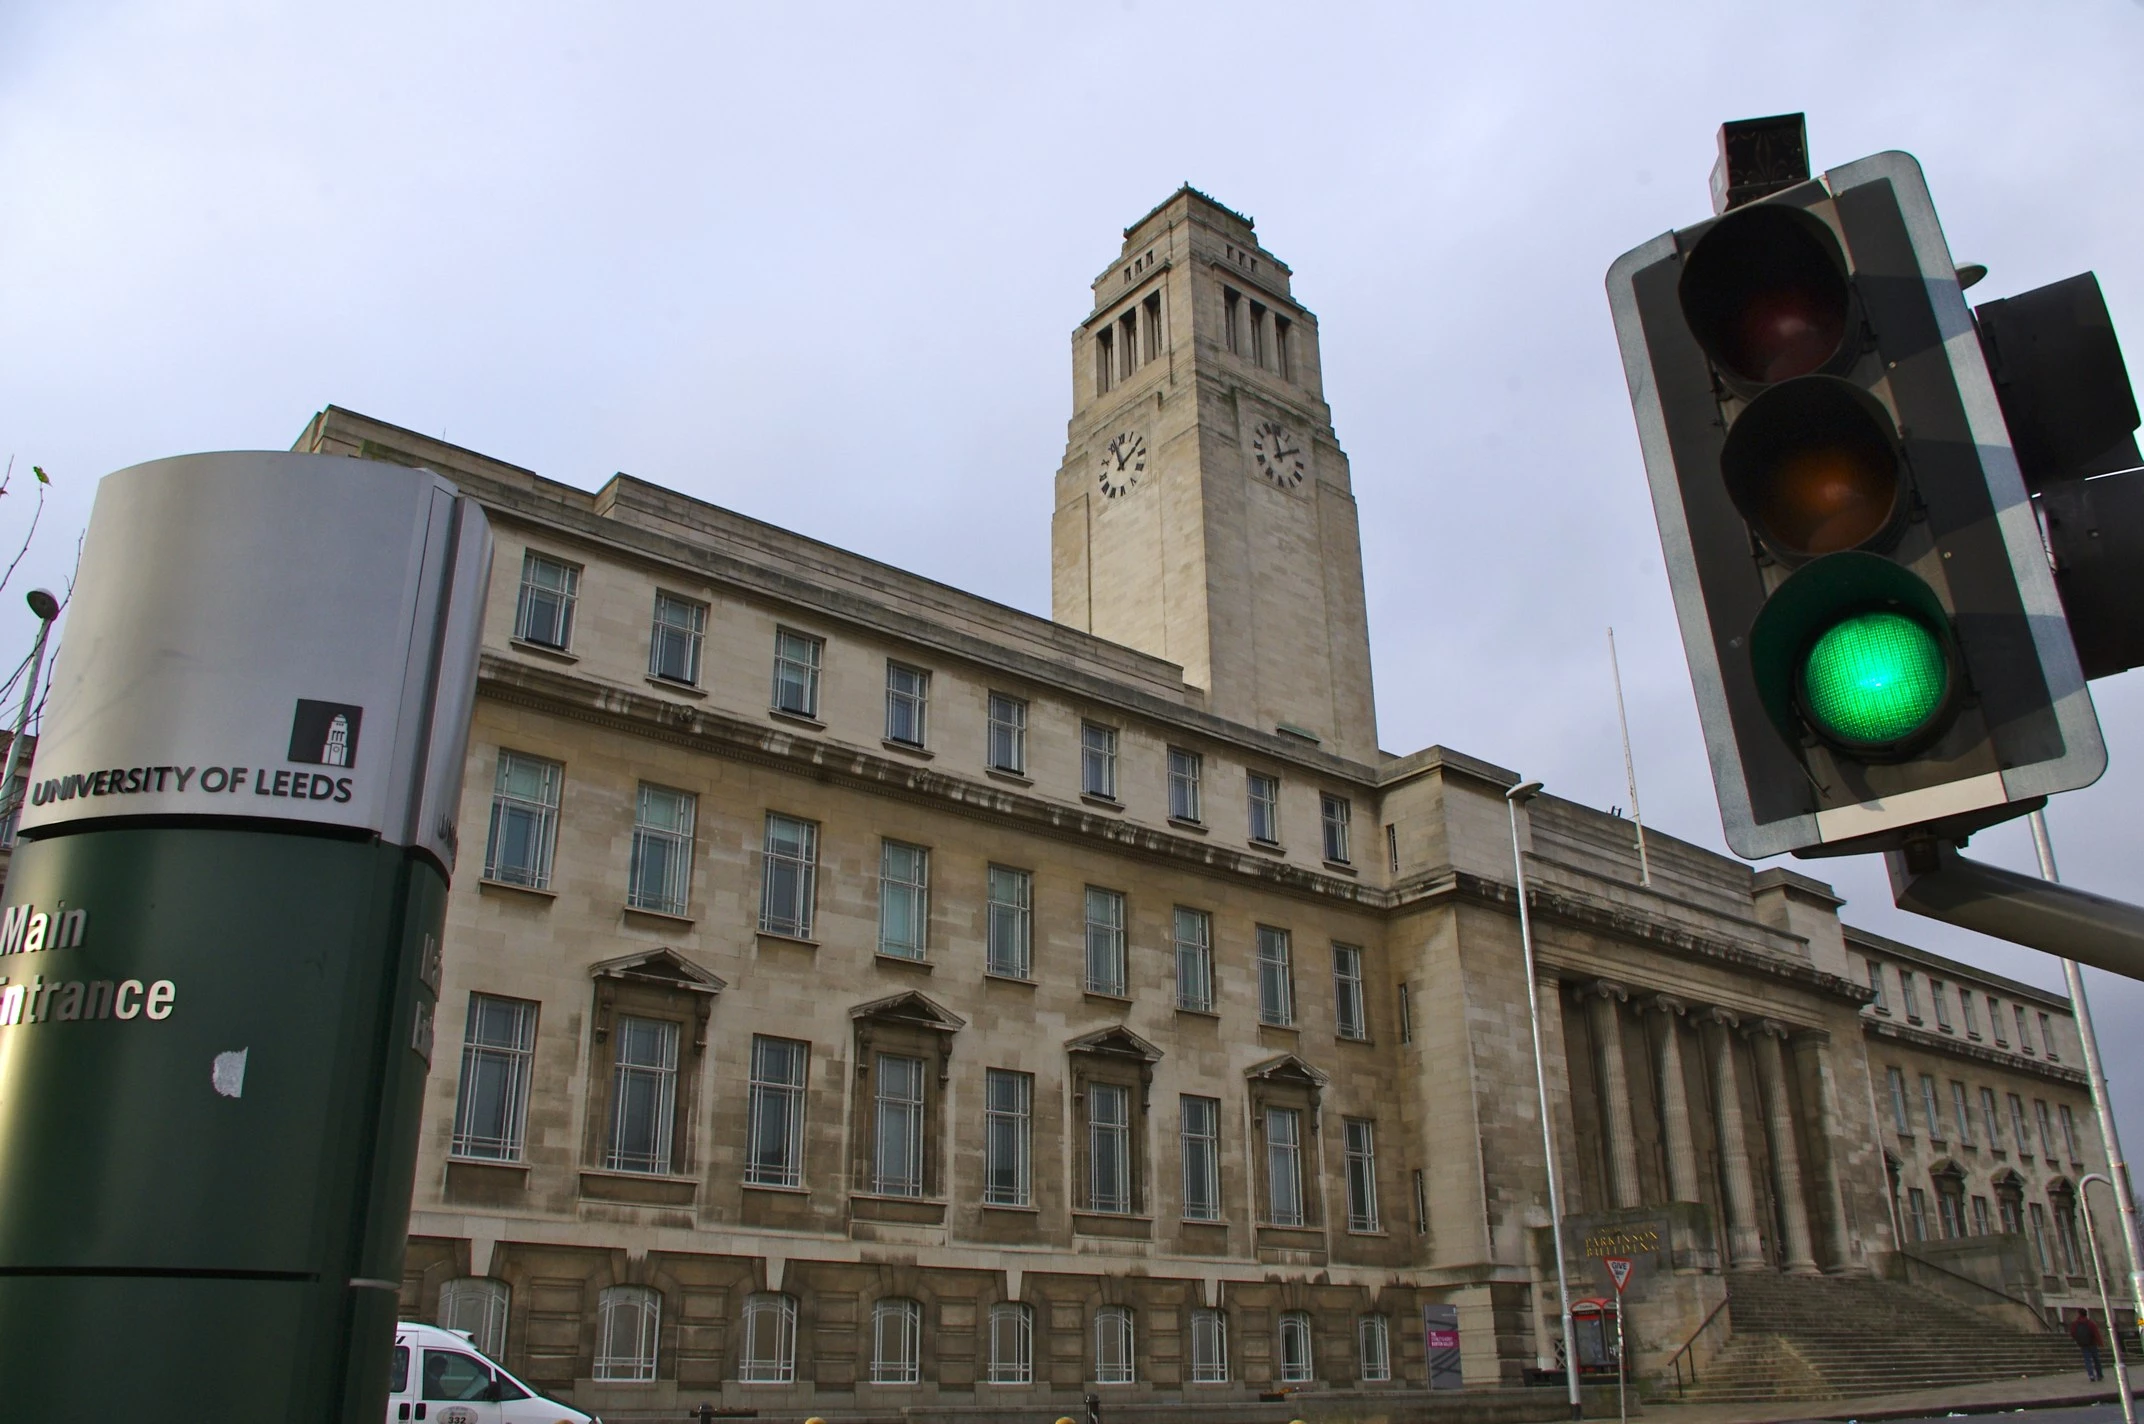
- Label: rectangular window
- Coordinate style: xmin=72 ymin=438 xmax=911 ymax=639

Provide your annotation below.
xmin=1931 ymin=979 xmax=1953 ymax=1030
xmin=1095 ymin=327 xmax=1115 ymax=394
xmin=2016 ymin=1004 xmax=2035 ymax=1053
xmin=2061 ymin=1104 xmax=2081 ymax=1162
xmin=1960 ymin=990 xmax=1981 ymax=1038
xmin=1089 ymin=1082 xmax=1132 ymax=1214
xmin=1168 ymin=748 xmax=1202 ymax=822
xmin=2010 ymin=1094 xmax=2032 ymax=1157
xmin=988 ymin=1303 xmax=1033 ymax=1385
xmin=648 ymin=592 xmax=705 ymax=685
xmin=1181 ymin=1095 xmax=1221 ymax=1222
xmin=1908 ymin=1187 xmax=1929 ymax=1242
xmin=1223 ymin=287 xmax=1242 ymax=355
xmin=987 ymin=693 xmax=1027 ymax=774
xmin=759 ymin=813 xmax=818 ymax=938
xmin=2030 ymin=1202 xmax=2052 ymax=1271
xmin=1920 ymin=1073 xmax=1944 ymax=1140
xmin=1888 ymin=1067 xmax=1911 ymax=1133
xmin=1333 ymin=944 xmax=1367 ymax=1040
xmin=1867 ymin=959 xmax=1889 ymax=1011
xmin=1189 ymin=1308 xmax=1228 ymax=1384
xmin=1275 ymin=315 xmax=1294 ymax=381
xmin=606 ymin=1015 xmax=679 ymax=1174
xmin=1265 ymin=1106 xmax=1304 ymax=1226
xmin=1991 ymin=995 xmax=2008 ymax=1045
xmin=1386 ymin=823 xmax=1399 ymax=874
xmin=451 ymin=994 xmax=537 ymax=1161
xmin=627 ymin=783 xmax=695 ymax=917
xmin=484 ymin=751 xmax=561 ymax=888
xmin=1174 ymin=907 xmax=1214 ymax=1013
xmin=1398 ymin=983 xmax=1413 ymax=1044
xmin=1982 ymin=1087 xmax=2003 ymax=1147
xmin=1081 ymin=721 xmax=1119 ymax=799
xmin=1358 ymin=1315 xmax=1391 ymax=1382
xmin=2036 ymin=1100 xmax=2058 ymax=1158
xmin=885 ymin=663 xmax=929 ymax=746
xmin=1085 ymin=887 xmax=1128 ymax=997
xmin=1247 ymin=772 xmax=1280 ymax=844
xmin=1899 ymin=971 xmax=1922 ymax=1022
xmin=1972 ymin=1196 xmax=1992 ymax=1235
xmin=1412 ymin=1168 xmax=1429 ymax=1234
xmin=983 ymin=1069 xmax=1032 ymax=1207
xmin=1344 ymin=1119 xmax=1380 ymax=1231
xmin=1143 ymin=292 xmax=1163 ymax=361
xmin=1278 ymin=1310 xmax=1313 ymax=1381
xmin=872 ymin=1054 xmax=926 ymax=1197
xmin=2040 ymin=1012 xmax=2059 ymax=1059
xmin=871 ymin=1298 xmax=922 ymax=1385
xmin=513 ymin=551 xmax=579 ymax=649
xmin=1094 ymin=1306 xmax=1135 ymax=1385
xmin=985 ymin=866 xmax=1032 ymax=979
xmin=1952 ymin=1081 xmax=1973 ymax=1144
xmin=877 ymin=840 xmax=929 ymax=960
xmin=1257 ymin=925 xmax=1294 ymax=1026
xmin=771 ymin=629 xmax=822 ymax=718
xmin=1321 ymin=794 xmax=1352 ymax=864
xmin=746 ymin=1036 xmax=808 ymax=1187
xmin=1249 ymin=301 xmax=1269 ymax=367
xmin=1118 ymin=312 xmax=1137 ymax=380
xmin=741 ymin=1293 xmax=798 ymax=1384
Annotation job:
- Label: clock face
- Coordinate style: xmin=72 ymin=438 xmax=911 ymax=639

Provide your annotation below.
xmin=1098 ymin=430 xmax=1147 ymax=499
xmin=1251 ymin=420 xmax=1306 ymax=488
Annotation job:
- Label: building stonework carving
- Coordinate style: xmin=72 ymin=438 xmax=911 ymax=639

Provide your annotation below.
xmin=269 ymin=187 xmax=2115 ymax=1415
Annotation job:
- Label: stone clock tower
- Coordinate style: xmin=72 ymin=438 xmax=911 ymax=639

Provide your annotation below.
xmin=1051 ymin=187 xmax=1379 ymax=762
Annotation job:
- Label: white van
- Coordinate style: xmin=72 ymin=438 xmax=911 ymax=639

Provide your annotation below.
xmin=387 ymin=1321 xmax=601 ymax=1424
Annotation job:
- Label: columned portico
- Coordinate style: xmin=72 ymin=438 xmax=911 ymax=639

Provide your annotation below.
xmin=1750 ymin=1021 xmax=1820 ymax=1274
xmin=1701 ymin=1008 xmax=1768 ymax=1269
xmin=1583 ymin=980 xmax=1644 ymax=1210
xmin=1647 ymin=995 xmax=1703 ymax=1204
xmin=1793 ymin=1030 xmax=1861 ymax=1273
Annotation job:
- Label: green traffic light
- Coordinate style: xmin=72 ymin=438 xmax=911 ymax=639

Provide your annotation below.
xmin=1799 ymin=611 xmax=1950 ymax=745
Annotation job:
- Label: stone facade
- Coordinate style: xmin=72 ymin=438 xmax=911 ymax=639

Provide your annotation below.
xmin=268 ymin=189 xmax=2124 ymax=1419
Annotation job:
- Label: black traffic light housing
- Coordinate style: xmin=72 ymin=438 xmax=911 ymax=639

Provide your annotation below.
xmin=1610 ymin=132 xmax=2108 ymax=859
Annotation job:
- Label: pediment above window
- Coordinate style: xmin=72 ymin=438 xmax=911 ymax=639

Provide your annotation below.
xmin=851 ymin=989 xmax=967 ymax=1034
xmin=1246 ymin=1052 xmax=1329 ymax=1088
xmin=1065 ymin=1024 xmax=1163 ymax=1063
xmin=590 ymin=946 xmax=726 ymax=996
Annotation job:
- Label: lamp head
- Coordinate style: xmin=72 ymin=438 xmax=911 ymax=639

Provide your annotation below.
xmin=25 ymin=588 xmax=57 ymax=621
xmin=1507 ymin=780 xmax=1545 ymax=804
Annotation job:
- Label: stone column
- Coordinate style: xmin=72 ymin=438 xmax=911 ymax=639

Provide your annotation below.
xmin=1582 ymin=982 xmax=1644 ymax=1210
xmin=1750 ymin=1021 xmax=1820 ymax=1274
xmin=1700 ymin=1009 xmax=1767 ymax=1269
xmin=1792 ymin=1030 xmax=1861 ymax=1273
xmin=1647 ymin=996 xmax=1702 ymax=1204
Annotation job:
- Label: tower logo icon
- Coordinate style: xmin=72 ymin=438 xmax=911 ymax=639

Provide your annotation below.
xmin=289 ymin=699 xmax=364 ymax=768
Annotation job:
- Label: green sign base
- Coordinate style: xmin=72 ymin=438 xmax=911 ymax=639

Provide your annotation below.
xmin=0 ymin=826 xmax=445 ymax=1421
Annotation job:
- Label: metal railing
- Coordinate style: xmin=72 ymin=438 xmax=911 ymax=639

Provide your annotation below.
xmin=1664 ymin=1297 xmax=1731 ymax=1398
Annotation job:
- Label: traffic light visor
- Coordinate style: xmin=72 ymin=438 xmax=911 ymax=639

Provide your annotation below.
xmin=1721 ymin=377 xmax=1905 ymax=560
xmin=1680 ymin=203 xmax=1851 ymax=386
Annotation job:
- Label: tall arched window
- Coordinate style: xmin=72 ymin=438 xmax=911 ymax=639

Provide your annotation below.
xmin=1358 ymin=1314 xmax=1391 ymax=1382
xmin=740 ymin=1292 xmax=797 ymax=1384
xmin=870 ymin=1298 xmax=922 ymax=1384
xmin=594 ymin=1285 xmax=660 ymax=1382
xmin=1188 ymin=1308 xmax=1228 ymax=1383
xmin=987 ymin=1303 xmax=1033 ymax=1385
xmin=1094 ymin=1305 xmax=1135 ymax=1385
xmin=437 ymin=1276 xmax=509 ymax=1358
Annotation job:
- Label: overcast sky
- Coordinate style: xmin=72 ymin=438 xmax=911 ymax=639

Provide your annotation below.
xmin=6 ymin=2 xmax=2144 ymax=1156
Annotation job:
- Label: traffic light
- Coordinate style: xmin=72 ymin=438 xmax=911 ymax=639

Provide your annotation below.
xmin=1608 ymin=117 xmax=2110 ymax=859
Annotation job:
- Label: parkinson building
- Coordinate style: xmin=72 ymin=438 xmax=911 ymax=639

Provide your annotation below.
xmin=294 ymin=188 xmax=2117 ymax=1417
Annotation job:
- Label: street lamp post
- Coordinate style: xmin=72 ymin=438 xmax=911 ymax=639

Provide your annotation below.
xmin=2079 ymin=1172 xmax=2134 ymax=1424
xmin=1509 ymin=779 xmax=1581 ymax=1421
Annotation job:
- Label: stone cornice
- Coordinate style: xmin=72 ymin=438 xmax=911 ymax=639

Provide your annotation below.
xmin=1864 ymin=1018 xmax=2089 ymax=1087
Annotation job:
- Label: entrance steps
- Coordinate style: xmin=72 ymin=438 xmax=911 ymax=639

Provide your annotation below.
xmin=1668 ymin=1270 xmax=2076 ymax=1403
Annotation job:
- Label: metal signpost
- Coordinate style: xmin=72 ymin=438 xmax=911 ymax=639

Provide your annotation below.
xmin=1604 ymin=1257 xmax=1633 ymax=1424
xmin=0 ymin=452 xmax=491 ymax=1421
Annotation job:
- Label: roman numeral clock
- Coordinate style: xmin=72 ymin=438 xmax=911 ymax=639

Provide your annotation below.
xmin=1097 ymin=430 xmax=1146 ymax=499
xmin=1252 ymin=419 xmax=1306 ymax=488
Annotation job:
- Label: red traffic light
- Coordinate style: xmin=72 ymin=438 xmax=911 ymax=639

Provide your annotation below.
xmin=1679 ymin=203 xmax=1852 ymax=387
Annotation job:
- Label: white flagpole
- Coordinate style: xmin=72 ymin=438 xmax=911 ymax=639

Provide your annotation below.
xmin=1607 ymin=628 xmax=1652 ymax=888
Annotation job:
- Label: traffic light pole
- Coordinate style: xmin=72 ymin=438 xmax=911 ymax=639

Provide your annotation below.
xmin=1885 ymin=838 xmax=2144 ymax=984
